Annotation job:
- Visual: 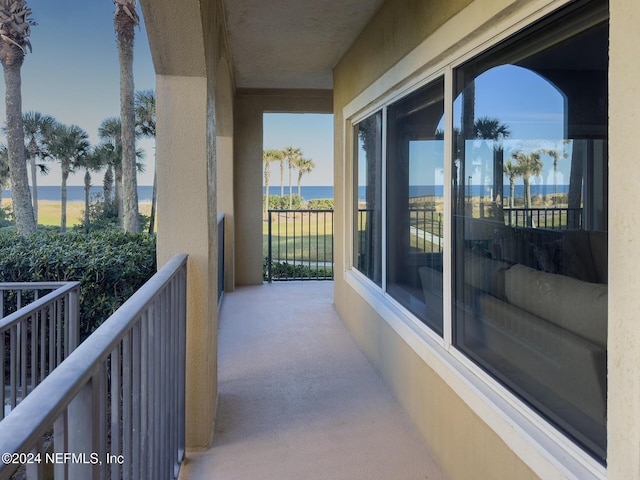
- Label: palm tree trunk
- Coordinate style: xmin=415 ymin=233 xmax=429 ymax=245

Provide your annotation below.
xmin=509 ymin=177 xmax=515 ymax=208
xmin=280 ymin=159 xmax=285 ymax=198
xmin=553 ymin=159 xmax=558 ymax=205
xmin=523 ymin=176 xmax=532 ymax=227
xmin=61 ymin=163 xmax=69 ymax=233
xmin=104 ymin=164 xmax=114 ymax=203
xmin=30 ymin=154 xmax=38 ymax=223
xmin=148 ymin=167 xmax=157 ymax=234
xmin=297 ymin=172 xmax=303 ymax=200
xmin=288 ymin=162 xmax=292 ymax=209
xmin=3 ymin=61 xmax=35 ymax=234
xmin=117 ymin=12 xmax=140 ymax=233
xmin=84 ymin=170 xmax=91 ymax=233
xmin=115 ymin=164 xmax=123 ymax=226
xmin=492 ymin=149 xmax=503 ymax=220
xmin=567 ymin=140 xmax=585 ymax=229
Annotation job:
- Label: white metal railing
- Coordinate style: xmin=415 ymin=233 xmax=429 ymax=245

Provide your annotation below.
xmin=1 ymin=282 xmax=80 ymax=420
xmin=0 ymin=254 xmax=187 ymax=479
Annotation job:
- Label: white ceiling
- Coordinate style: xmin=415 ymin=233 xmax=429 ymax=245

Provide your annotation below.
xmin=223 ymin=0 xmax=385 ymax=89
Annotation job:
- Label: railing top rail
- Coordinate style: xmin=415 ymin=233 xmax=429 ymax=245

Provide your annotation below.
xmin=0 ymin=281 xmax=79 ymax=290
xmin=0 ymin=281 xmax=81 ymax=331
xmin=0 ymin=253 xmax=188 ymax=461
xmin=503 ymin=206 xmax=581 ymax=210
xmin=268 ymin=209 xmax=334 ymax=213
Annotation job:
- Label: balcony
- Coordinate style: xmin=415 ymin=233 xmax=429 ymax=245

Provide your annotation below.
xmin=0 ymin=269 xmax=445 ymax=479
xmin=180 ymin=281 xmax=445 ymax=479
xmin=0 ymin=255 xmax=187 ymax=480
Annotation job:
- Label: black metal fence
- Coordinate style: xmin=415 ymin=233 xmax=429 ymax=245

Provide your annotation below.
xmin=266 ymin=209 xmax=334 ymax=281
xmin=504 ymin=207 xmax=582 ymax=229
xmin=356 ymin=209 xmax=375 ymax=277
xmin=408 ymin=207 xmax=444 ymax=253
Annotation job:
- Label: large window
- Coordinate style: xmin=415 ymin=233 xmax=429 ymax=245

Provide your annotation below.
xmin=387 ymin=79 xmax=445 ymax=335
xmin=452 ymin=1 xmax=608 ymax=462
xmin=350 ymin=0 xmax=608 ymax=464
xmin=354 ymin=112 xmax=383 ymax=286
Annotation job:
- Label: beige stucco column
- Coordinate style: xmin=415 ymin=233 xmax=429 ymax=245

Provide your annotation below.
xmin=156 ymin=74 xmax=218 ymax=448
xmin=608 ymin=0 xmax=640 ymax=477
xmin=233 ymin=95 xmax=264 ymax=285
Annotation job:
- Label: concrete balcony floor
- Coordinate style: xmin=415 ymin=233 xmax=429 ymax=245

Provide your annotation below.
xmin=179 ymin=282 xmax=446 ymax=480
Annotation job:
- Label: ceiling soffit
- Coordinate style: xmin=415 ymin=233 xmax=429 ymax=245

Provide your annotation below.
xmin=222 ymin=0 xmax=385 ymax=89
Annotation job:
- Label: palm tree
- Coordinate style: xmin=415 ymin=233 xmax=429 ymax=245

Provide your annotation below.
xmin=0 ymin=0 xmax=36 ymax=233
xmin=23 ymin=111 xmax=55 ymax=223
xmin=46 ymin=123 xmax=90 ymax=232
xmin=279 ymin=151 xmax=285 ymax=199
xmin=512 ymin=150 xmax=543 ymax=226
xmin=296 ymin=158 xmax=315 ymax=201
xmin=282 ymin=146 xmax=302 ymax=208
xmin=503 ymin=159 xmax=520 ymax=208
xmin=135 ymin=89 xmax=156 ymax=233
xmin=77 ymin=144 xmax=111 ymax=231
xmin=263 ymin=149 xmax=282 ymax=216
xmin=103 ymin=158 xmax=114 ymax=204
xmin=99 ymin=117 xmax=124 ymax=224
xmin=474 ymin=116 xmax=511 ymax=141
xmin=474 ymin=116 xmax=511 ymax=218
xmin=114 ymin=0 xmax=140 ymax=233
xmin=541 ymin=143 xmax=569 ymax=204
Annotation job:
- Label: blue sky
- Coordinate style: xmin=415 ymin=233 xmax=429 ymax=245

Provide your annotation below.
xmin=0 ymin=2 xmax=336 ymax=189
xmin=263 ymin=113 xmax=334 ymax=186
xmin=0 ymin=0 xmax=156 ymax=186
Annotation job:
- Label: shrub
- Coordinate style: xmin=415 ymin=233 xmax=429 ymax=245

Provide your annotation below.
xmin=306 ymin=198 xmax=334 ymax=210
xmin=263 ymin=257 xmax=333 ymax=281
xmin=0 ymin=229 xmax=156 ymax=341
xmin=76 ymin=193 xmax=151 ymax=234
xmin=264 ymin=195 xmax=302 ymax=211
xmin=77 ymin=194 xmax=119 ymax=232
xmin=0 ymin=203 xmax=13 ymax=228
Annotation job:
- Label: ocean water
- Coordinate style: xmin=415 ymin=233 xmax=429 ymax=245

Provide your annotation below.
xmin=358 ymin=184 xmax=570 ymax=200
xmin=2 ymin=186 xmax=155 ymax=203
xmin=263 ymin=186 xmax=334 ymax=200
xmin=3 ymin=185 xmax=334 ymax=202
xmin=3 ymin=184 xmax=564 ymax=203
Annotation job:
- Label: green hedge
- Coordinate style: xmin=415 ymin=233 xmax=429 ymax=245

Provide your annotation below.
xmin=0 ymin=230 xmax=156 ymax=340
xmin=264 ymin=194 xmax=302 ymax=210
xmin=264 ymin=196 xmax=334 ymax=211
xmin=306 ymin=198 xmax=334 ymax=210
xmin=263 ymin=257 xmax=333 ymax=281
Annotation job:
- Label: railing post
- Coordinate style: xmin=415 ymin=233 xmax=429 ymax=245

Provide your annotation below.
xmin=67 ymin=378 xmax=97 ymax=479
xmin=268 ymin=210 xmax=273 ymax=283
xmin=53 ymin=411 xmax=69 ymax=479
xmin=330 ymin=210 xmax=334 ymax=280
xmin=68 ymin=287 xmax=79 ymax=352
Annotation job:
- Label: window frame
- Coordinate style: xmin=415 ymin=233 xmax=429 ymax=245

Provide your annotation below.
xmin=342 ymin=0 xmax=608 ymax=478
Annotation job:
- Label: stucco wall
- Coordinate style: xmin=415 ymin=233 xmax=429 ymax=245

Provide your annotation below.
xmin=608 ymin=0 xmax=640 ymax=478
xmin=335 ymin=0 xmax=473 ymax=103
xmin=216 ymin=54 xmax=235 ymax=291
xmin=233 ymin=89 xmax=333 ymax=285
xmin=332 ymin=0 xmax=608 ymax=478
xmin=144 ymin=0 xmax=235 ymax=449
xmin=156 ymin=74 xmax=215 ymax=448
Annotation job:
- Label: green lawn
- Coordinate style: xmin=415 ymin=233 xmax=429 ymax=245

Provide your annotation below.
xmin=263 ymin=211 xmax=334 ymax=263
